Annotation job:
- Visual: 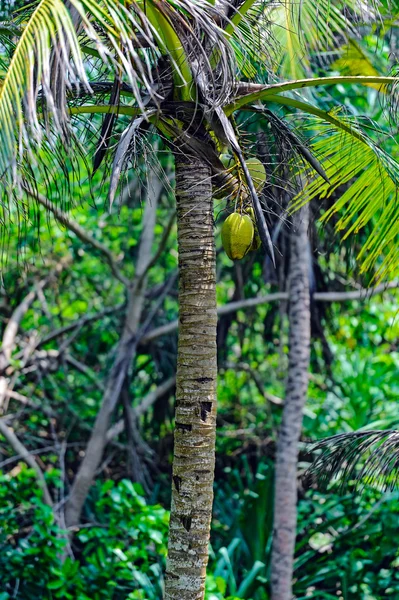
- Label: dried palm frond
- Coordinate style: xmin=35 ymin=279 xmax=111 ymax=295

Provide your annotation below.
xmin=307 ymin=430 xmax=399 ymax=493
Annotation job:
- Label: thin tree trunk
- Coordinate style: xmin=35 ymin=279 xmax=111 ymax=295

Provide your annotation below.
xmin=64 ymin=175 xmax=161 ymax=531
xmin=271 ymin=205 xmax=310 ymax=600
xmin=164 ymin=153 xmax=217 ymax=600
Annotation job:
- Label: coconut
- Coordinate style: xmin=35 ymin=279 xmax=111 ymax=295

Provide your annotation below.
xmin=221 ymin=212 xmax=254 ymax=260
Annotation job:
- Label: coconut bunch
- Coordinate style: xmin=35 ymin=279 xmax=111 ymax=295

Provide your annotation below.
xmin=217 ymin=155 xmax=266 ymax=260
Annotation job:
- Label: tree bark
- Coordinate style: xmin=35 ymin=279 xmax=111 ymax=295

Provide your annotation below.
xmin=164 ymin=153 xmax=217 ymax=600
xmin=271 ymin=205 xmax=311 ymax=600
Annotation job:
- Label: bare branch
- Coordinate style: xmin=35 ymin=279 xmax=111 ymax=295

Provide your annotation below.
xmin=140 ymin=320 xmax=179 ymax=345
xmin=0 ymin=262 xmax=69 ymax=411
xmin=64 ymin=172 xmax=163 ymax=531
xmin=0 ymin=418 xmax=53 ymax=507
xmin=224 ymin=362 xmax=282 ymax=406
xmin=1 ymin=285 xmax=44 ymax=366
xmin=4 ymin=389 xmax=55 ymax=418
xmin=139 ymin=210 xmax=176 ymax=278
xmin=37 ymin=303 xmax=124 ymax=349
xmin=134 ymin=173 xmax=164 ymax=279
xmin=65 ymin=355 xmax=105 ymax=391
xmin=140 ymin=283 xmax=399 ymax=344
xmin=313 ymin=281 xmax=399 ymax=301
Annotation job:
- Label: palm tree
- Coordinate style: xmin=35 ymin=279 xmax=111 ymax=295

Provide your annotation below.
xmin=1 ymin=1 xmax=399 ymax=598
xmin=270 ymin=205 xmax=310 ymax=600
xmin=256 ymin=8 xmax=399 ymax=597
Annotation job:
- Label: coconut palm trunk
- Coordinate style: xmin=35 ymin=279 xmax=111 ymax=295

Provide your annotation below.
xmin=271 ymin=204 xmax=310 ymax=600
xmin=164 ymin=152 xmax=217 ymax=600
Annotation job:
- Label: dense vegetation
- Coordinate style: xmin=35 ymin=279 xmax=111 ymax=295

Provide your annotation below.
xmin=2 ymin=167 xmax=399 ymax=598
xmin=1 ymin=1 xmax=399 ymax=599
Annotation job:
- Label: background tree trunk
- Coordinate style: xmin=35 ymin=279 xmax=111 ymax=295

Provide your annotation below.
xmin=271 ymin=205 xmax=311 ymax=600
xmin=164 ymin=153 xmax=217 ymax=600
xmin=64 ymin=175 xmax=161 ymax=532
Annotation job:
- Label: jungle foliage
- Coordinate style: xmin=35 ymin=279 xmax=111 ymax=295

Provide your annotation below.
xmin=1 ymin=0 xmax=399 ymax=599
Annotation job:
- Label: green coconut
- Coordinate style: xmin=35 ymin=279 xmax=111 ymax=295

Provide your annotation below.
xmin=221 ymin=212 xmax=254 ymax=260
xmin=213 ymin=154 xmax=236 ymax=199
xmin=245 ymin=157 xmax=267 ymax=191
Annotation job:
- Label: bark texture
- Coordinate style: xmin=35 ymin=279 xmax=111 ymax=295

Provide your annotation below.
xmin=165 ymin=154 xmax=217 ymax=600
xmin=271 ymin=205 xmax=311 ymax=600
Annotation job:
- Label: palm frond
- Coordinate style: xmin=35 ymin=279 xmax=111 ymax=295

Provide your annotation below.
xmin=264 ymin=0 xmax=357 ymax=80
xmin=0 ymin=0 xmax=238 ymax=192
xmin=0 ymin=0 xmax=86 ymax=183
xmin=224 ymin=0 xmax=276 ymax=83
xmin=331 ymin=38 xmax=381 ymax=79
xmin=0 ymin=0 xmax=146 ymax=191
xmin=307 ymin=430 xmax=399 ymax=493
xmin=108 ymin=109 xmax=156 ymax=207
xmin=292 ymin=115 xmax=399 ymax=280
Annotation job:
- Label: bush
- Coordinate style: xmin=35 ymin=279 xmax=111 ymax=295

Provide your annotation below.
xmin=0 ymin=466 xmax=169 ymax=599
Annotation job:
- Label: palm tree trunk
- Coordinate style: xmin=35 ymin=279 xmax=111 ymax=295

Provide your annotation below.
xmin=165 ymin=153 xmax=217 ymax=600
xmin=271 ymin=205 xmax=310 ymax=600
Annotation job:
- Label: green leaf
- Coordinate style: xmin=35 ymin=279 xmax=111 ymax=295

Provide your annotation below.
xmin=226 ymin=76 xmax=398 ymax=114
xmin=292 ymin=116 xmax=399 ymax=279
xmin=236 ymin=561 xmax=265 ymax=598
xmin=47 ymin=580 xmax=65 ymax=590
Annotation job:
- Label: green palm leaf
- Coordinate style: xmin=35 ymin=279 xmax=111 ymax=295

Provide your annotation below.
xmin=331 ymin=38 xmax=381 ymax=78
xmin=293 ymin=116 xmax=399 ymax=279
xmin=264 ymin=0 xmax=357 ymax=79
xmin=0 ymin=0 xmax=143 ymax=187
xmin=0 ymin=0 xmax=85 ymax=179
xmin=0 ymin=0 xmax=236 ymax=193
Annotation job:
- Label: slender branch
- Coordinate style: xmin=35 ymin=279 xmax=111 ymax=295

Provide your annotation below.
xmin=140 ymin=319 xmax=178 ymax=345
xmin=138 ymin=272 xmax=178 ymax=341
xmin=4 ymin=389 xmax=55 ymax=418
xmin=139 ymin=211 xmax=176 ymax=278
xmin=0 ymin=278 xmax=52 ymax=410
xmin=224 ymin=362 xmax=282 ymax=406
xmin=141 ymin=283 xmax=399 ymax=344
xmin=313 ymin=281 xmax=399 ymax=301
xmin=218 ymin=292 xmax=288 ymax=314
xmin=65 ymin=355 xmax=105 ymax=391
xmin=0 ymin=441 xmax=83 ymax=470
xmin=37 ymin=303 xmax=124 ymax=348
xmin=0 ymin=419 xmax=53 ymax=507
xmin=135 ymin=175 xmax=165 ymax=279
xmin=136 ymin=376 xmax=176 ymax=417
xmin=64 ymin=171 xmax=162 ymax=532
xmin=22 ymin=186 xmax=129 ymax=286
xmin=1 ymin=284 xmax=45 ymax=366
